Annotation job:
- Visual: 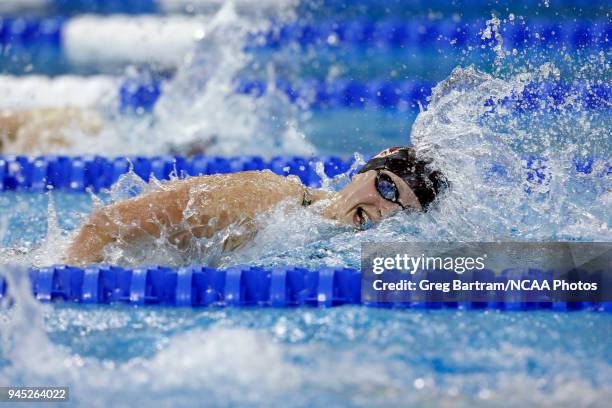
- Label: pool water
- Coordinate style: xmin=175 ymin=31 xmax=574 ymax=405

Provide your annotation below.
xmin=1 ymin=274 xmax=611 ymax=407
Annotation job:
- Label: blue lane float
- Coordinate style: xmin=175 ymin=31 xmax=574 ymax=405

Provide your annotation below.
xmin=2 ymin=74 xmax=607 ymax=113
xmin=124 ymin=77 xmax=610 ymax=112
xmin=0 ymin=0 xmax=609 ymax=16
xmin=1 ymin=16 xmax=609 ymax=51
xmin=0 ymin=155 xmax=609 ymax=193
xmin=0 ymin=154 xmax=354 ymax=191
xmin=264 ymin=18 xmax=611 ymax=50
xmin=0 ymin=265 xmax=609 ymax=311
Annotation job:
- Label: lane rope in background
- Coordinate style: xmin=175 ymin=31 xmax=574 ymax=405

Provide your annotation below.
xmin=0 ymin=74 xmax=609 ymax=112
xmin=0 ymin=154 xmax=608 ymax=192
xmin=1 ymin=16 xmax=609 ymax=56
xmin=0 ymin=0 xmax=609 ymax=16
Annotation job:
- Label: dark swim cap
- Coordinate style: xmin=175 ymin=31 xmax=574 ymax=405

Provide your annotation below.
xmin=357 ymin=146 xmax=448 ymax=210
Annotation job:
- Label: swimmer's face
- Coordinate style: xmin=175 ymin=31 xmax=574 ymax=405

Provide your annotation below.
xmin=331 ymin=170 xmax=422 ymax=229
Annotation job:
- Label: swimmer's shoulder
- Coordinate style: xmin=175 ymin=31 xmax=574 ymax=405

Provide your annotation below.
xmin=179 ymin=169 xmax=302 ymax=186
xmin=174 ymin=170 xmax=304 ymax=201
xmin=236 ymin=170 xmax=306 ymax=193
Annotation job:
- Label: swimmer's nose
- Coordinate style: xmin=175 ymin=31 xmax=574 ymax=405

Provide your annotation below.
xmin=369 ymin=192 xmax=403 ymax=220
xmin=362 ymin=201 xmax=394 ymax=222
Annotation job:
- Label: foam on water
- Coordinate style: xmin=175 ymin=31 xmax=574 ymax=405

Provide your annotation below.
xmin=0 ymin=75 xmax=119 ymax=110
xmin=0 ymin=265 xmax=295 ymax=406
xmin=63 ymin=15 xmax=212 ymax=68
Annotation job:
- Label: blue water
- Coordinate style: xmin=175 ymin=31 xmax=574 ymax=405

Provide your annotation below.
xmin=1 ymin=298 xmax=611 ymax=407
xmin=0 ymin=192 xmax=90 ymax=247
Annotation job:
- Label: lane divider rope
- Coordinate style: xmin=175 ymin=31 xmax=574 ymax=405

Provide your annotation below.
xmin=0 ymin=265 xmax=609 ymax=310
xmin=1 ymin=74 xmax=609 ymax=113
xmin=1 ymin=16 xmax=609 ymax=54
xmin=0 ymin=155 xmax=608 ymax=192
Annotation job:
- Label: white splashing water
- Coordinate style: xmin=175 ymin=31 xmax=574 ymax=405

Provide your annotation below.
xmin=139 ymin=0 xmax=314 ymax=157
xmin=221 ymin=62 xmax=611 ymax=270
xmin=0 ymin=264 xmax=409 ymax=407
xmin=219 ymin=15 xmax=611 ymax=269
xmin=7 ymin=63 xmax=608 ymax=270
xmin=0 ymin=264 xmax=298 ymax=406
xmin=2 ymin=15 xmax=611 ymax=270
xmin=481 ymin=15 xmax=505 ymax=69
xmin=5 ymin=0 xmax=310 ymax=158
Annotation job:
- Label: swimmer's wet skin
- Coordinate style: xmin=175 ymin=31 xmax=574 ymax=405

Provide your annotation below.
xmin=65 ymin=147 xmax=447 ymax=265
xmin=0 ymin=108 xmax=103 ymax=155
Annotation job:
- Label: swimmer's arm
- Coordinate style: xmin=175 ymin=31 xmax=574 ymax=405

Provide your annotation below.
xmin=64 ymin=171 xmax=309 ymax=265
xmin=65 ymin=186 xmax=190 ymax=265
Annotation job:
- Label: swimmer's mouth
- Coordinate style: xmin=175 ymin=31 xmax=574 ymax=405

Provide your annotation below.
xmin=353 ymin=207 xmax=371 ymax=230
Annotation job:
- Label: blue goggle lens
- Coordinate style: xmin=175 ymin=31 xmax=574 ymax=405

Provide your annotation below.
xmin=376 ymin=174 xmax=398 ymax=201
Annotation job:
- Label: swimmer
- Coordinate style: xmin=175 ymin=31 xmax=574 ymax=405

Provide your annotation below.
xmin=65 ymin=147 xmax=447 ymax=265
xmin=1 ymin=107 xmax=223 ymax=156
xmin=0 ymin=108 xmax=104 ymax=155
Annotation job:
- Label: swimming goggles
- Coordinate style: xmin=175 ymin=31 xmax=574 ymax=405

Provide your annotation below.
xmin=375 ymin=170 xmax=406 ymax=210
